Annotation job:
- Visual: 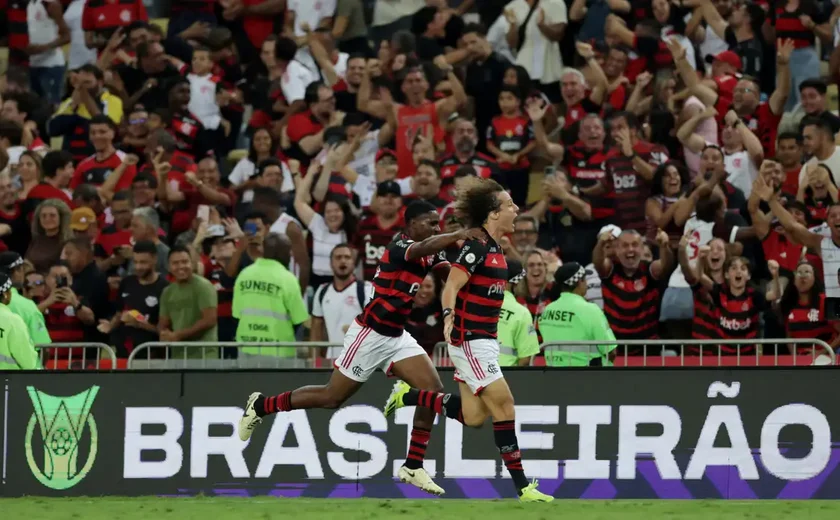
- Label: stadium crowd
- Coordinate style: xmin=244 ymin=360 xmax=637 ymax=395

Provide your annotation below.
xmin=0 ymin=0 xmax=839 ymax=368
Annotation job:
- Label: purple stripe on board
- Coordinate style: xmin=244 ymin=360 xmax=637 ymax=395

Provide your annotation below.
xmin=269 ymin=483 xmax=309 ymax=498
xmin=397 ymin=482 xmax=438 ymax=499
xmin=580 ymin=480 xmax=617 ymax=499
xmin=637 ymin=460 xmax=692 ymax=499
xmin=328 ymin=483 xmax=364 ymax=498
xmin=532 ymin=478 xmax=564 ymax=497
xmin=213 ymin=488 xmax=251 ymax=497
xmin=777 ymin=449 xmax=840 ymax=499
xmin=704 ymin=466 xmax=757 ymax=499
xmin=456 ymin=478 xmax=501 ymax=499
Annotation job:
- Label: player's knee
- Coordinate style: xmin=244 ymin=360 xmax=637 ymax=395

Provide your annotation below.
xmin=463 ymin=412 xmax=487 ymax=428
xmin=490 ymin=396 xmax=516 ymax=421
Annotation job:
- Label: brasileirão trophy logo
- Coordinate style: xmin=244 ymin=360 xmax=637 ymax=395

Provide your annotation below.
xmin=24 ymin=386 xmax=99 ymax=490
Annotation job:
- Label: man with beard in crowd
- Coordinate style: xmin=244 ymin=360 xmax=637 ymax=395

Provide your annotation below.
xmin=439 ymin=118 xmax=499 ymax=200
xmin=94 ymin=191 xmax=135 ymax=276
xmin=61 ymin=237 xmax=112 ymax=343
xmin=283 ymin=82 xmax=344 ymax=166
xmin=312 ymin=244 xmax=371 ymax=360
xmin=594 ymin=228 xmax=674 ymax=351
xmin=166 ymin=78 xmax=213 ymax=161
xmin=118 ymin=40 xmax=184 ymax=111
xmin=355 ymin=181 xmax=404 ymax=281
xmin=333 ymin=55 xmax=367 ymax=114
xmin=201 ymin=228 xmax=238 ymax=348
xmin=98 ymin=240 xmax=169 ymax=358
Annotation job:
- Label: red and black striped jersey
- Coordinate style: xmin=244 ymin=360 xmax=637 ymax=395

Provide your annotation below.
xmin=137 ymin=150 xmax=196 ymax=189
xmin=605 ymin=141 xmax=668 ymax=233
xmin=601 ymin=261 xmax=661 ymax=340
xmin=82 ymin=0 xmax=148 ymax=36
xmin=717 ymin=101 xmax=781 ymax=157
xmin=24 ymin=182 xmax=72 ymax=219
xmin=169 ymin=110 xmax=206 ymax=160
xmin=71 ymin=150 xmax=137 ymax=189
xmin=44 ymin=302 xmax=85 ymax=343
xmin=4 ymin=0 xmax=28 ymax=66
xmin=438 ymin=153 xmax=498 ymax=200
xmin=712 ymin=283 xmax=766 ymax=352
xmin=486 ymin=113 xmax=534 ymax=170
xmin=771 ymin=2 xmax=827 ymax=49
xmin=785 ymin=293 xmax=835 ymax=351
xmin=449 ymin=233 xmax=508 ymax=345
xmin=564 ymin=143 xmax=618 ymax=220
xmin=357 ymin=234 xmax=450 ymax=337
xmin=354 ymin=215 xmax=403 ymax=281
xmin=689 ymin=283 xmax=719 ymax=347
xmin=804 ymin=191 xmax=832 ymax=225
xmin=762 ymin=228 xmax=804 ymax=277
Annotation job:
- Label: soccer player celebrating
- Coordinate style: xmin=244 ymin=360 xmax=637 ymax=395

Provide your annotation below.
xmin=238 ymin=200 xmax=483 ymax=496
xmin=384 ymin=177 xmax=554 ymax=503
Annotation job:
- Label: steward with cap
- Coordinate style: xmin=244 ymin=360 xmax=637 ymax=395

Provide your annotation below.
xmin=0 ymin=272 xmax=41 ymax=369
xmin=538 ymin=262 xmax=617 ymax=367
xmin=497 ymin=259 xmax=540 ymax=367
xmin=0 ymin=252 xmax=51 ymax=345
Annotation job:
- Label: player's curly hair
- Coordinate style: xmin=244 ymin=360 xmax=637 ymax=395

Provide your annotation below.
xmin=454 ymin=177 xmax=504 ymax=228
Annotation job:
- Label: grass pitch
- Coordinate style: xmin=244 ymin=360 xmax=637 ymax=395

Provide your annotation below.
xmin=2 ymin=498 xmax=840 ymax=520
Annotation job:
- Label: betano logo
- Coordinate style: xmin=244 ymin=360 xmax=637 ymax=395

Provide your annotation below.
xmin=24 ymin=386 xmax=99 ymax=490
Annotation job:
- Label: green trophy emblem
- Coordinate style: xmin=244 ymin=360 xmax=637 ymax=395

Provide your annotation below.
xmin=24 ymin=386 xmax=99 ymax=490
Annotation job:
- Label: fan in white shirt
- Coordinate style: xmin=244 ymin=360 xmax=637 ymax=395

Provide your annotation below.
xmin=286 ymin=0 xmax=337 ymax=77
xmin=186 ymin=48 xmax=223 ymax=131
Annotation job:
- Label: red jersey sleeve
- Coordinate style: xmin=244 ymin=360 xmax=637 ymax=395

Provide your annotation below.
xmin=70 ymin=163 xmax=85 ymax=189
xmin=114 ymin=164 xmax=138 ymax=191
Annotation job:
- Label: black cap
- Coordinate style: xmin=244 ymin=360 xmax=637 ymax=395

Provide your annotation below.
xmin=507 ymin=259 xmax=526 ymax=284
xmin=0 ymin=272 xmax=10 ymax=294
xmin=554 ymin=262 xmax=588 ymax=287
xmin=0 ymin=251 xmax=23 ymax=272
xmin=377 ymin=180 xmax=402 ymax=197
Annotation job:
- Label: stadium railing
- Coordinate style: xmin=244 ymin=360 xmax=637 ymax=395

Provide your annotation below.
xmin=536 ymin=339 xmax=837 ymax=367
xmin=126 ymin=341 xmax=343 ymax=369
xmin=36 ymin=342 xmax=119 ymax=370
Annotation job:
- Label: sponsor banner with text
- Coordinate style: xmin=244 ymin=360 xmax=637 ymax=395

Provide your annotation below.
xmin=1 ymin=369 xmax=839 ymax=498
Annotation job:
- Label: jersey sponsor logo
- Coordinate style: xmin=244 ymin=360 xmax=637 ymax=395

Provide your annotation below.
xmin=720 ymin=316 xmax=751 ymax=331
xmin=145 ymin=296 xmax=158 ymax=307
xmin=612 ymin=174 xmax=637 ymax=190
xmin=364 ymin=240 xmax=386 ymax=264
xmin=408 ymin=282 xmax=421 ymax=295
xmin=488 ymin=282 xmax=505 ymax=296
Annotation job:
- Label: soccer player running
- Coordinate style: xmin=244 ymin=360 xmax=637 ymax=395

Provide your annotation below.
xmin=385 ymin=177 xmax=554 ymax=502
xmin=238 ymin=200 xmax=483 ymax=496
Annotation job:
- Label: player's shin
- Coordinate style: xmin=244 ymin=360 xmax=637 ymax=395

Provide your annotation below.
xmin=493 ymin=420 xmax=530 ymax=493
xmin=403 ymin=388 xmax=466 ymax=424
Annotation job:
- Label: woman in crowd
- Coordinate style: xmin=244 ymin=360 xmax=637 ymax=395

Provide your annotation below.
xmin=646 ymin=161 xmax=691 ymax=249
xmin=294 ymin=161 xmax=357 ymax=288
xmin=26 ymin=199 xmax=73 ymax=272
xmin=776 ymin=260 xmax=838 ymax=359
xmin=228 ymin=128 xmax=293 ymax=204
xmin=16 ymin=151 xmax=43 ymax=200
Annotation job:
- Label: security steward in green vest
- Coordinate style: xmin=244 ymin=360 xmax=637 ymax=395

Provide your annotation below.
xmin=0 ymin=252 xmax=51 ymax=346
xmin=539 ymin=262 xmax=617 ymax=367
xmin=498 ymin=260 xmax=541 ymax=366
xmin=0 ymin=272 xmax=41 ymax=370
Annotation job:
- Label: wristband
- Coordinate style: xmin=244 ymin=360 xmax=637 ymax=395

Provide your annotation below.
xmin=442 ymin=308 xmax=453 ymax=319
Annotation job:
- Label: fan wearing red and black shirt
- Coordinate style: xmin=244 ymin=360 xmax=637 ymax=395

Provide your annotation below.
xmin=776 ymin=132 xmax=804 ymax=197
xmin=166 ymin=78 xmax=212 ymax=160
xmin=486 ymin=86 xmax=535 ymax=207
xmin=561 ymin=114 xmax=618 ymax=263
xmin=405 ymin=178 xmax=552 ymax=501
xmin=71 ymin=115 xmax=137 ymax=191
xmin=82 ymin=0 xmax=147 ymax=51
xmin=0 ymin=173 xmax=28 ymax=255
xmin=669 ymin=36 xmax=793 ymax=156
xmin=678 ymin=235 xmax=728 ymax=346
xmin=558 ymin=68 xmax=603 ymax=146
xmin=201 ymin=234 xmax=238 ymax=344
xmin=778 ymin=260 xmax=838 ymax=357
xmin=140 ymin=128 xmax=197 ymax=192
xmin=39 ymin=263 xmax=96 ymax=358
xmin=247 ymin=202 xmax=477 ymax=497
xmin=165 ymin=157 xmax=235 ymax=235
xmin=94 ymin=191 xmax=134 ymax=276
xmin=439 ymin=119 xmax=499 ymax=200
xmin=354 ymin=181 xmax=404 ymax=281
xmin=594 ymin=228 xmax=674 ymax=349
xmin=606 ymin=111 xmax=668 ymax=234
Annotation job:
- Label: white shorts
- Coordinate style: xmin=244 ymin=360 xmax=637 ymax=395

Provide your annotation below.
xmin=448 ymin=339 xmax=504 ymax=395
xmin=334 ymin=320 xmax=427 ymax=382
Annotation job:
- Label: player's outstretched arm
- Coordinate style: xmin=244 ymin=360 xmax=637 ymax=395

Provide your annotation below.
xmin=405 ymin=228 xmax=484 ymax=261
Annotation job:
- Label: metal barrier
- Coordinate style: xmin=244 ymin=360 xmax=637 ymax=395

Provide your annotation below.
xmin=127 ymin=342 xmax=343 ymax=369
xmin=38 ymin=342 xmax=119 ymax=370
xmin=538 ymin=339 xmax=837 ymax=367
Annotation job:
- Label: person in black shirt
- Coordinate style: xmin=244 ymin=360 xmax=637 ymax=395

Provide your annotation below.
xmin=99 ymin=240 xmax=169 ymax=358
xmin=798 ymin=79 xmax=840 ymax=136
xmin=462 ymin=23 xmax=510 ymax=154
xmin=61 ymin=237 xmax=113 ymax=342
xmin=117 ymin=41 xmax=183 ymax=111
xmin=411 ymin=7 xmax=447 ymax=61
